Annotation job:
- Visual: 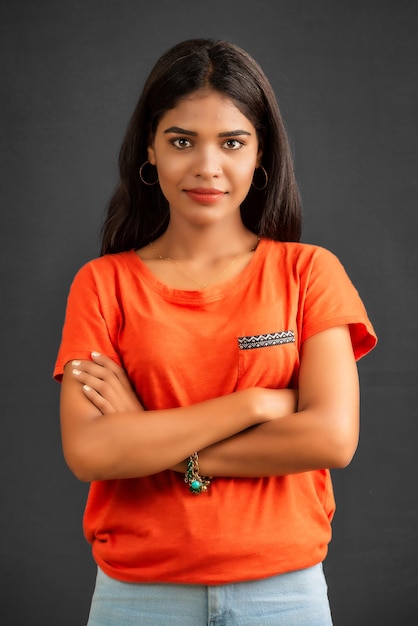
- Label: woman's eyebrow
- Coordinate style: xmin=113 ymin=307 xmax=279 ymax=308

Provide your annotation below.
xmin=163 ymin=126 xmax=252 ymax=137
xmin=218 ymin=130 xmax=252 ymax=137
xmin=164 ymin=126 xmax=197 ymax=136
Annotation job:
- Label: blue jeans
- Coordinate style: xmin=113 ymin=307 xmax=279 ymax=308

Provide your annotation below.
xmin=87 ymin=564 xmax=333 ymax=625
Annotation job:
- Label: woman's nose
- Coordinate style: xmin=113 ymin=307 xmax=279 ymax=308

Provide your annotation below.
xmin=193 ymin=146 xmax=222 ymax=178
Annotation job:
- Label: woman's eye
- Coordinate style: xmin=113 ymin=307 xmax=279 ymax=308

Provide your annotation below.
xmin=171 ymin=138 xmax=192 ymax=149
xmin=223 ymin=139 xmax=244 ymax=150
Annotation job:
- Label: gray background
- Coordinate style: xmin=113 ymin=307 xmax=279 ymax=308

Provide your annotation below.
xmin=1 ymin=0 xmax=417 ymax=624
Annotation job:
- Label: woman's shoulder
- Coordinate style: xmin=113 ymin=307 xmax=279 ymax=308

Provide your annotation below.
xmin=262 ymin=239 xmax=338 ymax=265
xmin=76 ymin=250 xmax=136 ymax=274
xmin=70 ymin=251 xmax=138 ymax=290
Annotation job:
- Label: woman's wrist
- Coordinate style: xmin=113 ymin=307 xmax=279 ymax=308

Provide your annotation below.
xmin=184 ymin=452 xmax=212 ymax=494
xmin=170 ymin=461 xmax=187 ymax=473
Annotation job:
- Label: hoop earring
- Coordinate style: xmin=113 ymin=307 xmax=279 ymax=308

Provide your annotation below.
xmin=139 ymin=161 xmax=159 ymax=186
xmin=251 ymin=166 xmax=268 ymax=191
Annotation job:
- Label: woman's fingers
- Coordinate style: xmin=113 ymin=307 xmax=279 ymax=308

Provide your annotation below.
xmin=72 ymin=364 xmax=115 ymax=396
xmin=90 ymin=352 xmax=133 ymax=390
xmin=82 ymin=383 xmax=117 ymax=414
xmin=72 ymin=355 xmax=119 ymax=383
xmin=71 ymin=355 xmax=127 ymax=393
xmin=71 ymin=354 xmax=144 ymax=413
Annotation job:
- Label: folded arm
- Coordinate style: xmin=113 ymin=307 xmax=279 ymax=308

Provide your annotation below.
xmin=60 ymin=353 xmax=291 ymax=482
xmin=60 ymin=324 xmax=358 ymax=482
xmin=192 ymin=325 xmax=360 ymax=477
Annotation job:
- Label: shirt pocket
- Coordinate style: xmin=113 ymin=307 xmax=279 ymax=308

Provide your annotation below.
xmin=237 ymin=330 xmax=299 ymax=389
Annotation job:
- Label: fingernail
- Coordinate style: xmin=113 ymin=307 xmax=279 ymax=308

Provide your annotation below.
xmin=73 ymin=369 xmax=81 ymax=375
xmin=83 ymin=385 xmax=91 ymax=391
xmin=72 ymin=360 xmax=81 ymax=366
xmin=91 ymin=351 xmax=101 ymax=358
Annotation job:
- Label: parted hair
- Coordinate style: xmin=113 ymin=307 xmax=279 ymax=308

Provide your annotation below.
xmin=101 ymin=38 xmax=302 ymax=254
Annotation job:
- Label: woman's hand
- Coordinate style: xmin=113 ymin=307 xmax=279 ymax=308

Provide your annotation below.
xmin=254 ymin=387 xmax=298 ymax=422
xmin=71 ymin=352 xmax=144 ymax=415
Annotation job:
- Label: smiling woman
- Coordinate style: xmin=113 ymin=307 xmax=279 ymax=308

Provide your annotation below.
xmin=53 ymin=38 xmax=377 ymax=624
xmin=145 ymin=90 xmax=262 ymax=243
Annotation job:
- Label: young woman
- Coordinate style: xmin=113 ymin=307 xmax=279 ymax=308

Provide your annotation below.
xmin=54 ymin=39 xmax=377 ymax=625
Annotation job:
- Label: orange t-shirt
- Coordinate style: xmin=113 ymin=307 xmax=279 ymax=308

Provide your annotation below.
xmin=54 ymin=239 xmax=376 ymax=584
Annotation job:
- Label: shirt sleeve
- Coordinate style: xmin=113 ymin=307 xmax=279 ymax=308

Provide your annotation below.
xmin=53 ymin=260 xmax=122 ymax=382
xmin=300 ymin=247 xmax=377 ymax=361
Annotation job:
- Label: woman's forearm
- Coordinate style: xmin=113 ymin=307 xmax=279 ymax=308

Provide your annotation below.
xmin=174 ymin=327 xmax=360 ymax=478
xmin=61 ymin=379 xmax=289 ymax=482
xmin=196 ymin=405 xmax=358 ymax=478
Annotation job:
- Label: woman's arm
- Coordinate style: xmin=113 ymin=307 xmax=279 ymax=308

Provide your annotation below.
xmin=60 ymin=354 xmax=288 ymax=482
xmin=62 ymin=324 xmax=357 ymax=481
xmin=194 ymin=325 xmax=360 ymax=477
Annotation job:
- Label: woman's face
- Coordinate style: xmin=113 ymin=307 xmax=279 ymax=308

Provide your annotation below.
xmin=148 ymin=90 xmax=262 ymax=229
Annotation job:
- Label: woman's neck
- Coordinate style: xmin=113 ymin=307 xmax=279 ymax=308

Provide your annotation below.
xmin=155 ymin=221 xmax=257 ymax=263
xmin=137 ymin=219 xmax=260 ymax=291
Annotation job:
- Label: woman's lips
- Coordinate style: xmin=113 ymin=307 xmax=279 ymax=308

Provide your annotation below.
xmin=185 ymin=188 xmax=226 ymax=203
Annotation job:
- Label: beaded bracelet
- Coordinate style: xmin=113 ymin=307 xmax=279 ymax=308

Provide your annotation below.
xmin=184 ymin=452 xmax=212 ymax=494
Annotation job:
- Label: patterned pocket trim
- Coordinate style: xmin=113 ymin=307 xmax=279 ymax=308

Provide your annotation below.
xmin=238 ymin=330 xmax=295 ymax=350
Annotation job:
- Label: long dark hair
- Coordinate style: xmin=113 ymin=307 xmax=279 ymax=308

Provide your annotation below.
xmin=101 ymin=39 xmax=302 ymax=254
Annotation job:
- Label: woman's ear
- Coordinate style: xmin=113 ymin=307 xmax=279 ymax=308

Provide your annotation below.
xmin=256 ymin=148 xmax=263 ymax=168
xmin=147 ymin=143 xmax=156 ymax=166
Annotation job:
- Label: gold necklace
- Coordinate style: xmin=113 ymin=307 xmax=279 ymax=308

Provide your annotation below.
xmin=148 ymin=238 xmax=260 ymax=289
